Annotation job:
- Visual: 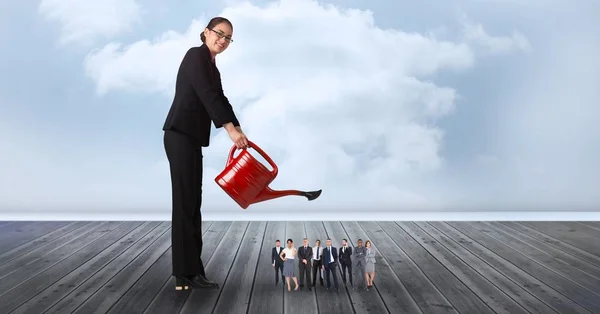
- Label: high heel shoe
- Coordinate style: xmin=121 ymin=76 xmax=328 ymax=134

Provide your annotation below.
xmin=175 ymin=277 xmax=190 ymax=291
xmin=174 ymin=275 xmax=215 ymax=290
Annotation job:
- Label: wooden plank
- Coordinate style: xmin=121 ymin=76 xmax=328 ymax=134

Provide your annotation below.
xmin=431 ymin=222 xmax=591 ymax=314
xmin=0 ymin=221 xmax=17 ymax=230
xmin=212 ymin=221 xmax=268 ymax=314
xmin=0 ymin=221 xmax=121 ymax=295
xmin=373 ymin=222 xmax=494 ymax=314
xmin=560 ymin=222 xmax=600 ymax=239
xmin=343 ymin=221 xmax=455 ymax=314
xmin=35 ymin=222 xmax=164 ymax=314
xmin=577 ymin=222 xmax=600 ymax=231
xmin=0 ymin=221 xmax=71 ymax=253
xmin=521 ymin=222 xmax=600 ymax=257
xmin=104 ymin=221 xmax=213 ymax=314
xmin=179 ymin=221 xmax=249 ymax=314
xmin=11 ymin=221 xmax=159 ymax=314
xmin=466 ymin=222 xmax=600 ymax=300
xmin=5 ymin=220 xmax=600 ymax=314
xmin=108 ymin=247 xmax=172 ymax=314
xmin=305 ymin=221 xmax=355 ymax=314
xmin=0 ymin=222 xmax=104 ymax=277
xmin=143 ymin=221 xmax=230 ymax=314
xmin=485 ymin=222 xmax=600 ymax=283
xmin=0 ymin=221 xmax=92 ymax=266
xmin=499 ymin=222 xmax=600 ymax=271
xmin=338 ymin=221 xmax=423 ymax=313
xmin=247 ymin=221 xmax=286 ymax=314
xmin=446 ymin=222 xmax=599 ymax=313
xmin=414 ymin=222 xmax=558 ymax=314
xmin=69 ymin=223 xmax=172 ymax=313
xmin=396 ymin=222 xmax=530 ymax=314
xmin=282 ymin=221 xmax=318 ymax=314
xmin=0 ymin=222 xmax=137 ymax=313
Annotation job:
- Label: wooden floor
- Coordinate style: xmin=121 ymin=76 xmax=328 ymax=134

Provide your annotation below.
xmin=0 ymin=221 xmax=599 ymax=314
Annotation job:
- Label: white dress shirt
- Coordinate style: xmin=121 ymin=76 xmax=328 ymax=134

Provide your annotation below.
xmin=313 ymin=246 xmax=322 ymax=260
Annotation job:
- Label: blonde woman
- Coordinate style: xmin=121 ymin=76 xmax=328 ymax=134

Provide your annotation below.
xmin=280 ymin=239 xmax=299 ymax=291
xmin=364 ymin=240 xmax=376 ymax=288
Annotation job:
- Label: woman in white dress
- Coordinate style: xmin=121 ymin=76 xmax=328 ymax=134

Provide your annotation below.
xmin=364 ymin=240 xmax=376 ymax=288
xmin=280 ymin=238 xmax=299 ymax=291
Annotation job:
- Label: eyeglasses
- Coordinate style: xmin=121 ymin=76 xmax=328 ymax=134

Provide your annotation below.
xmin=211 ymin=29 xmax=233 ymax=43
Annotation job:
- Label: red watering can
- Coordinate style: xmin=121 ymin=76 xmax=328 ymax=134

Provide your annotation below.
xmin=214 ymin=141 xmax=322 ymax=209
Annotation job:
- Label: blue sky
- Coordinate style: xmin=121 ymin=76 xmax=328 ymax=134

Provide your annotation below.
xmin=1 ymin=0 xmax=599 ymax=219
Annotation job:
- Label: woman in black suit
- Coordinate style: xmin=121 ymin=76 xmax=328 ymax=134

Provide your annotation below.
xmin=162 ymin=16 xmax=249 ymax=291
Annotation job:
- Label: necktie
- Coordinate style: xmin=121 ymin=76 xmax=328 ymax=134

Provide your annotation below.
xmin=317 ymin=247 xmax=320 ymax=259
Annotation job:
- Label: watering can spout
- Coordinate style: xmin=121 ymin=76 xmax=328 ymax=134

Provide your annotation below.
xmin=214 ymin=140 xmax=323 ymax=209
xmin=252 ymin=187 xmax=323 ymax=204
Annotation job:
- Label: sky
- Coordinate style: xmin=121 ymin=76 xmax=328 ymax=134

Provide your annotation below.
xmin=0 ymin=0 xmax=599 ymax=219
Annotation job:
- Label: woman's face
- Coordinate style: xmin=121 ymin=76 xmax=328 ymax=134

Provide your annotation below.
xmin=366 ymin=241 xmax=371 ymax=248
xmin=204 ymin=22 xmax=233 ymax=55
xmin=287 ymin=241 xmax=293 ymax=248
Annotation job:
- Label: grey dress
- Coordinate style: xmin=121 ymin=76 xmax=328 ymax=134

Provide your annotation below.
xmin=282 ymin=247 xmax=296 ymax=277
xmin=365 ymin=248 xmax=376 ymax=272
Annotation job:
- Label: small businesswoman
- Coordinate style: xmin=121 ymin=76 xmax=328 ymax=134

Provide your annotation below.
xmin=280 ymin=239 xmax=300 ymax=291
xmin=364 ymin=240 xmax=376 ymax=288
xmin=163 ymin=16 xmax=249 ymax=291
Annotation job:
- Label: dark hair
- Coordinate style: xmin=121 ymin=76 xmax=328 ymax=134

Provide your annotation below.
xmin=287 ymin=238 xmax=293 ymax=244
xmin=275 ymin=239 xmax=280 ymax=242
xmin=200 ymin=17 xmax=233 ymax=43
xmin=342 ymin=239 xmax=347 ymax=242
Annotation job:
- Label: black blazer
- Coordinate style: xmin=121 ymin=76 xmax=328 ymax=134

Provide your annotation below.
xmin=297 ymin=246 xmax=313 ymax=261
xmin=272 ymin=247 xmax=284 ymax=265
xmin=322 ymin=246 xmax=338 ymax=265
xmin=163 ymin=44 xmax=240 ymax=146
xmin=339 ymin=246 xmax=352 ymax=263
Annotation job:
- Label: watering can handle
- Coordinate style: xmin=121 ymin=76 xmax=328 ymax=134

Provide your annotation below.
xmin=226 ymin=141 xmax=279 ymax=176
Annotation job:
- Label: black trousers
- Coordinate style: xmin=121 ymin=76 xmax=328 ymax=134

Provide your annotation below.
xmin=312 ymin=259 xmax=323 ymax=286
xmin=164 ymin=130 xmax=206 ymax=277
xmin=274 ymin=262 xmax=284 ymax=284
xmin=341 ymin=260 xmax=353 ymax=285
xmin=325 ymin=263 xmax=339 ymax=289
xmin=298 ymin=260 xmax=312 ymax=286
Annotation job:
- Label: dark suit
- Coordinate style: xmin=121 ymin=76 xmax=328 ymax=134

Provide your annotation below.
xmin=339 ymin=245 xmax=353 ymax=285
xmin=312 ymin=246 xmax=324 ymax=286
xmin=272 ymin=246 xmax=285 ymax=284
xmin=163 ymin=44 xmax=240 ymax=145
xmin=297 ymin=246 xmax=313 ymax=287
xmin=322 ymin=246 xmax=339 ymax=289
xmin=163 ymin=44 xmax=240 ymax=278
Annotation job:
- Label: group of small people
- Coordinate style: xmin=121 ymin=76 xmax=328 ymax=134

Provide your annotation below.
xmin=271 ymin=237 xmax=376 ymax=292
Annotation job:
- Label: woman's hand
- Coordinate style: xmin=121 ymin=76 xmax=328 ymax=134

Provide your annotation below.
xmin=224 ymin=123 xmax=249 ymax=149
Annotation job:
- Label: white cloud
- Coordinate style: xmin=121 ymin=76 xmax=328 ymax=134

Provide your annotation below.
xmin=77 ymin=0 xmax=530 ymax=212
xmin=2 ymin=0 xmax=537 ymax=217
xmin=38 ymin=0 xmax=141 ymax=45
xmin=459 ymin=14 xmax=532 ymax=54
